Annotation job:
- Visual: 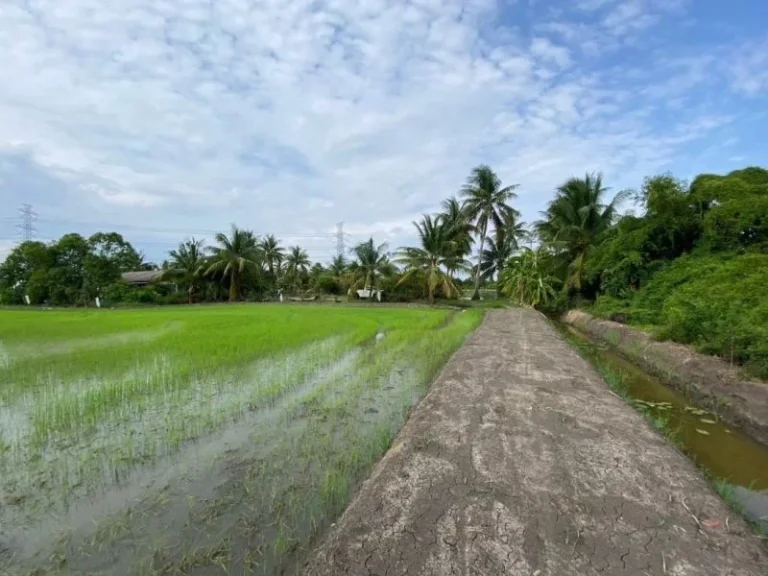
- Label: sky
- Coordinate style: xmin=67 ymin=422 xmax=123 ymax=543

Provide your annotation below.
xmin=1 ymin=0 xmax=766 ymax=264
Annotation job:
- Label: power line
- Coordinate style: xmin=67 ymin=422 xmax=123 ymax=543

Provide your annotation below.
xmin=33 ymin=217 xmax=341 ymax=239
xmin=17 ymin=204 xmax=37 ymax=242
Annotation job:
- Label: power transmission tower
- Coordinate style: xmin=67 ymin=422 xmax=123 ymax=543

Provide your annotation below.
xmin=336 ymin=222 xmax=345 ymax=259
xmin=17 ymin=204 xmax=37 ymax=242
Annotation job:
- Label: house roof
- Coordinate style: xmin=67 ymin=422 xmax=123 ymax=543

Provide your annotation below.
xmin=121 ymin=270 xmax=166 ymax=284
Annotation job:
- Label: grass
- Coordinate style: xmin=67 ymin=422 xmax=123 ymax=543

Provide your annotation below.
xmin=0 ymin=304 xmax=483 ymax=574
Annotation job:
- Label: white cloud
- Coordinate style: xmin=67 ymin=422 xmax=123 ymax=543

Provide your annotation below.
xmin=530 ymin=37 xmax=571 ymax=69
xmin=725 ymin=38 xmax=768 ymax=96
xmin=0 ymin=0 xmax=762 ymax=262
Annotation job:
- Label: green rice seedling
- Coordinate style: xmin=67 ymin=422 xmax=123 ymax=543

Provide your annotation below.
xmin=0 ymin=305 xmax=483 ymax=575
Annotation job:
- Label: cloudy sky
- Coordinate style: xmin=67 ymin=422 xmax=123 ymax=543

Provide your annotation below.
xmin=0 ymin=0 xmax=766 ymax=263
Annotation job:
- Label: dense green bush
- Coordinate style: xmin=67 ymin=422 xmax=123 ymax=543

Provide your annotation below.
xmin=591 ymin=252 xmax=768 ymax=378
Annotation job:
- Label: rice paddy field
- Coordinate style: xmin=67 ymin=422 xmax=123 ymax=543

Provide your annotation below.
xmin=0 ymin=304 xmax=483 ymax=575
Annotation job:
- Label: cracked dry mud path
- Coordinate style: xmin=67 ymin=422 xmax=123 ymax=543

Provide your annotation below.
xmin=305 ymin=309 xmax=768 ymax=575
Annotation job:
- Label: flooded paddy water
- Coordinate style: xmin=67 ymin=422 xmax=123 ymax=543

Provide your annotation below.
xmin=0 ymin=306 xmax=483 ymax=575
xmin=558 ymin=323 xmax=768 ymax=531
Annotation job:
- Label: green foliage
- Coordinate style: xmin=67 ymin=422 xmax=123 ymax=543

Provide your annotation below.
xmin=438 ymin=196 xmax=474 ymax=278
xmin=85 ymin=232 xmax=145 ymax=294
xmin=460 ymin=165 xmax=519 ymax=299
xmin=205 ymin=225 xmax=262 ymax=302
xmin=574 ymin=166 xmax=768 ymax=379
xmin=165 ymin=238 xmax=206 ymax=304
xmin=284 ymin=245 xmax=311 ymax=293
xmin=346 ymin=238 xmax=390 ymax=295
xmin=499 ymin=247 xmax=559 ymax=308
xmin=0 ymin=233 xmax=147 ymax=306
xmin=538 ymin=172 xmax=628 ymax=295
xmin=479 ymin=214 xmax=526 ymax=296
xmin=395 ymin=215 xmax=462 ymax=303
xmin=691 ymin=168 xmax=768 ymax=251
xmin=592 ymin=252 xmax=768 ymax=378
xmin=314 ymin=273 xmax=342 ymax=295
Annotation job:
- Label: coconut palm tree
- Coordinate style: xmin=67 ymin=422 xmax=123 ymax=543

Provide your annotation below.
xmin=205 ymin=225 xmax=261 ymax=302
xmin=284 ymin=246 xmax=311 ymax=292
xmin=439 ymin=196 xmax=474 ymax=278
xmin=395 ymin=215 xmax=461 ymax=303
xmin=165 ymin=238 xmax=206 ymax=304
xmin=348 ymin=238 xmax=389 ymax=298
xmin=329 ymin=254 xmax=347 ymax=278
xmin=460 ymin=165 xmax=520 ymax=299
xmin=480 ymin=216 xmax=527 ymax=295
xmin=260 ymin=234 xmax=284 ymax=280
xmin=500 ymin=247 xmax=559 ymax=307
xmin=537 ymin=173 xmax=628 ymax=292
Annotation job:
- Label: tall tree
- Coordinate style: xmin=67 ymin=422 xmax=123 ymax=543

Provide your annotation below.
xmin=260 ymin=234 xmax=284 ymax=281
xmin=0 ymin=241 xmax=53 ymax=304
xmin=166 ymin=238 xmax=206 ymax=304
xmin=329 ymin=255 xmax=347 ymax=279
xmin=48 ymin=233 xmax=90 ymax=305
xmin=84 ymin=232 xmax=143 ymax=297
xmin=285 ymin=246 xmax=311 ymax=291
xmin=206 ymin=226 xmax=261 ymax=302
xmin=537 ymin=173 xmax=627 ymax=292
xmin=439 ymin=196 xmax=474 ymax=278
xmin=460 ymin=165 xmax=519 ymax=299
xmin=395 ymin=215 xmax=461 ymax=303
xmin=480 ymin=216 xmax=526 ymax=296
xmin=348 ymin=238 xmax=390 ymax=298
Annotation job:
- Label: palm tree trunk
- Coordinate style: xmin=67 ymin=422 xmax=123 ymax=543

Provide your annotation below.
xmin=229 ymin=269 xmax=237 ymax=302
xmin=472 ymin=229 xmax=486 ymax=300
xmin=496 ymin=262 xmax=503 ymax=298
xmin=428 ymin=272 xmax=434 ymax=304
xmin=188 ymin=283 xmax=193 ymax=305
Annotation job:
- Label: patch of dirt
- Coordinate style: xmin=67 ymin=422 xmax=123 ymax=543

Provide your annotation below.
xmin=563 ymin=310 xmax=768 ymax=449
xmin=305 ymin=309 xmax=767 ymax=575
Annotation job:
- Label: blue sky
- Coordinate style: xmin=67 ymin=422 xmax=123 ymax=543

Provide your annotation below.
xmin=1 ymin=0 xmax=766 ymax=263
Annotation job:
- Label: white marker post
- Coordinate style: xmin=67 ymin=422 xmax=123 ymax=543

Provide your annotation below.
xmin=24 ymin=295 xmax=31 ymax=306
xmin=95 ymin=297 xmax=101 ymax=308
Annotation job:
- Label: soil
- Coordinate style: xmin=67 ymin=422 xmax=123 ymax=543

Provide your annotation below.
xmin=563 ymin=310 xmax=768 ymax=449
xmin=305 ymin=308 xmax=767 ymax=575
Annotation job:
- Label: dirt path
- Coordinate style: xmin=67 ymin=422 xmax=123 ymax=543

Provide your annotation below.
xmin=305 ymin=309 xmax=767 ymax=575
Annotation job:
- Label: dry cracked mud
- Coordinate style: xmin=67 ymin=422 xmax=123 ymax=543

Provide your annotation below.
xmin=305 ymin=308 xmax=767 ymax=575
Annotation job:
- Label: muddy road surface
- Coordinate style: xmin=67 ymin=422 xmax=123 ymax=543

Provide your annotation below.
xmin=305 ymin=308 xmax=767 ymax=575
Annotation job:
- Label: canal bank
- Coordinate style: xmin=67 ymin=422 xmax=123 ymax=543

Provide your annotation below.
xmin=559 ymin=313 xmax=768 ymax=533
xmin=563 ymin=310 xmax=768 ymax=448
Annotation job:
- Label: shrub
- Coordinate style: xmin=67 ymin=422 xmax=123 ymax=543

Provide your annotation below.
xmin=608 ymin=252 xmax=768 ymax=379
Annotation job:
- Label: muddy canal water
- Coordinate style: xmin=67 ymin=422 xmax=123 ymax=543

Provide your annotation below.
xmin=558 ymin=323 xmax=768 ymax=529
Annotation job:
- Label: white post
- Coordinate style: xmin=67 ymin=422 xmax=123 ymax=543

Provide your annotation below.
xmin=24 ymin=295 xmax=31 ymax=306
xmin=95 ymin=297 xmax=101 ymax=308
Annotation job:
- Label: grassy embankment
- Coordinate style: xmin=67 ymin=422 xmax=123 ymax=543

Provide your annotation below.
xmin=588 ymin=252 xmax=768 ymax=380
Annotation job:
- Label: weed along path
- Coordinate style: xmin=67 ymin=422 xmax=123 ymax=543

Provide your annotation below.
xmin=305 ymin=309 xmax=767 ymax=575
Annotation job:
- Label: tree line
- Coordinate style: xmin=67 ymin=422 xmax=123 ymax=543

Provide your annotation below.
xmin=0 ymin=164 xmax=525 ymax=306
xmin=2 ymin=165 xmax=767 ymax=362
